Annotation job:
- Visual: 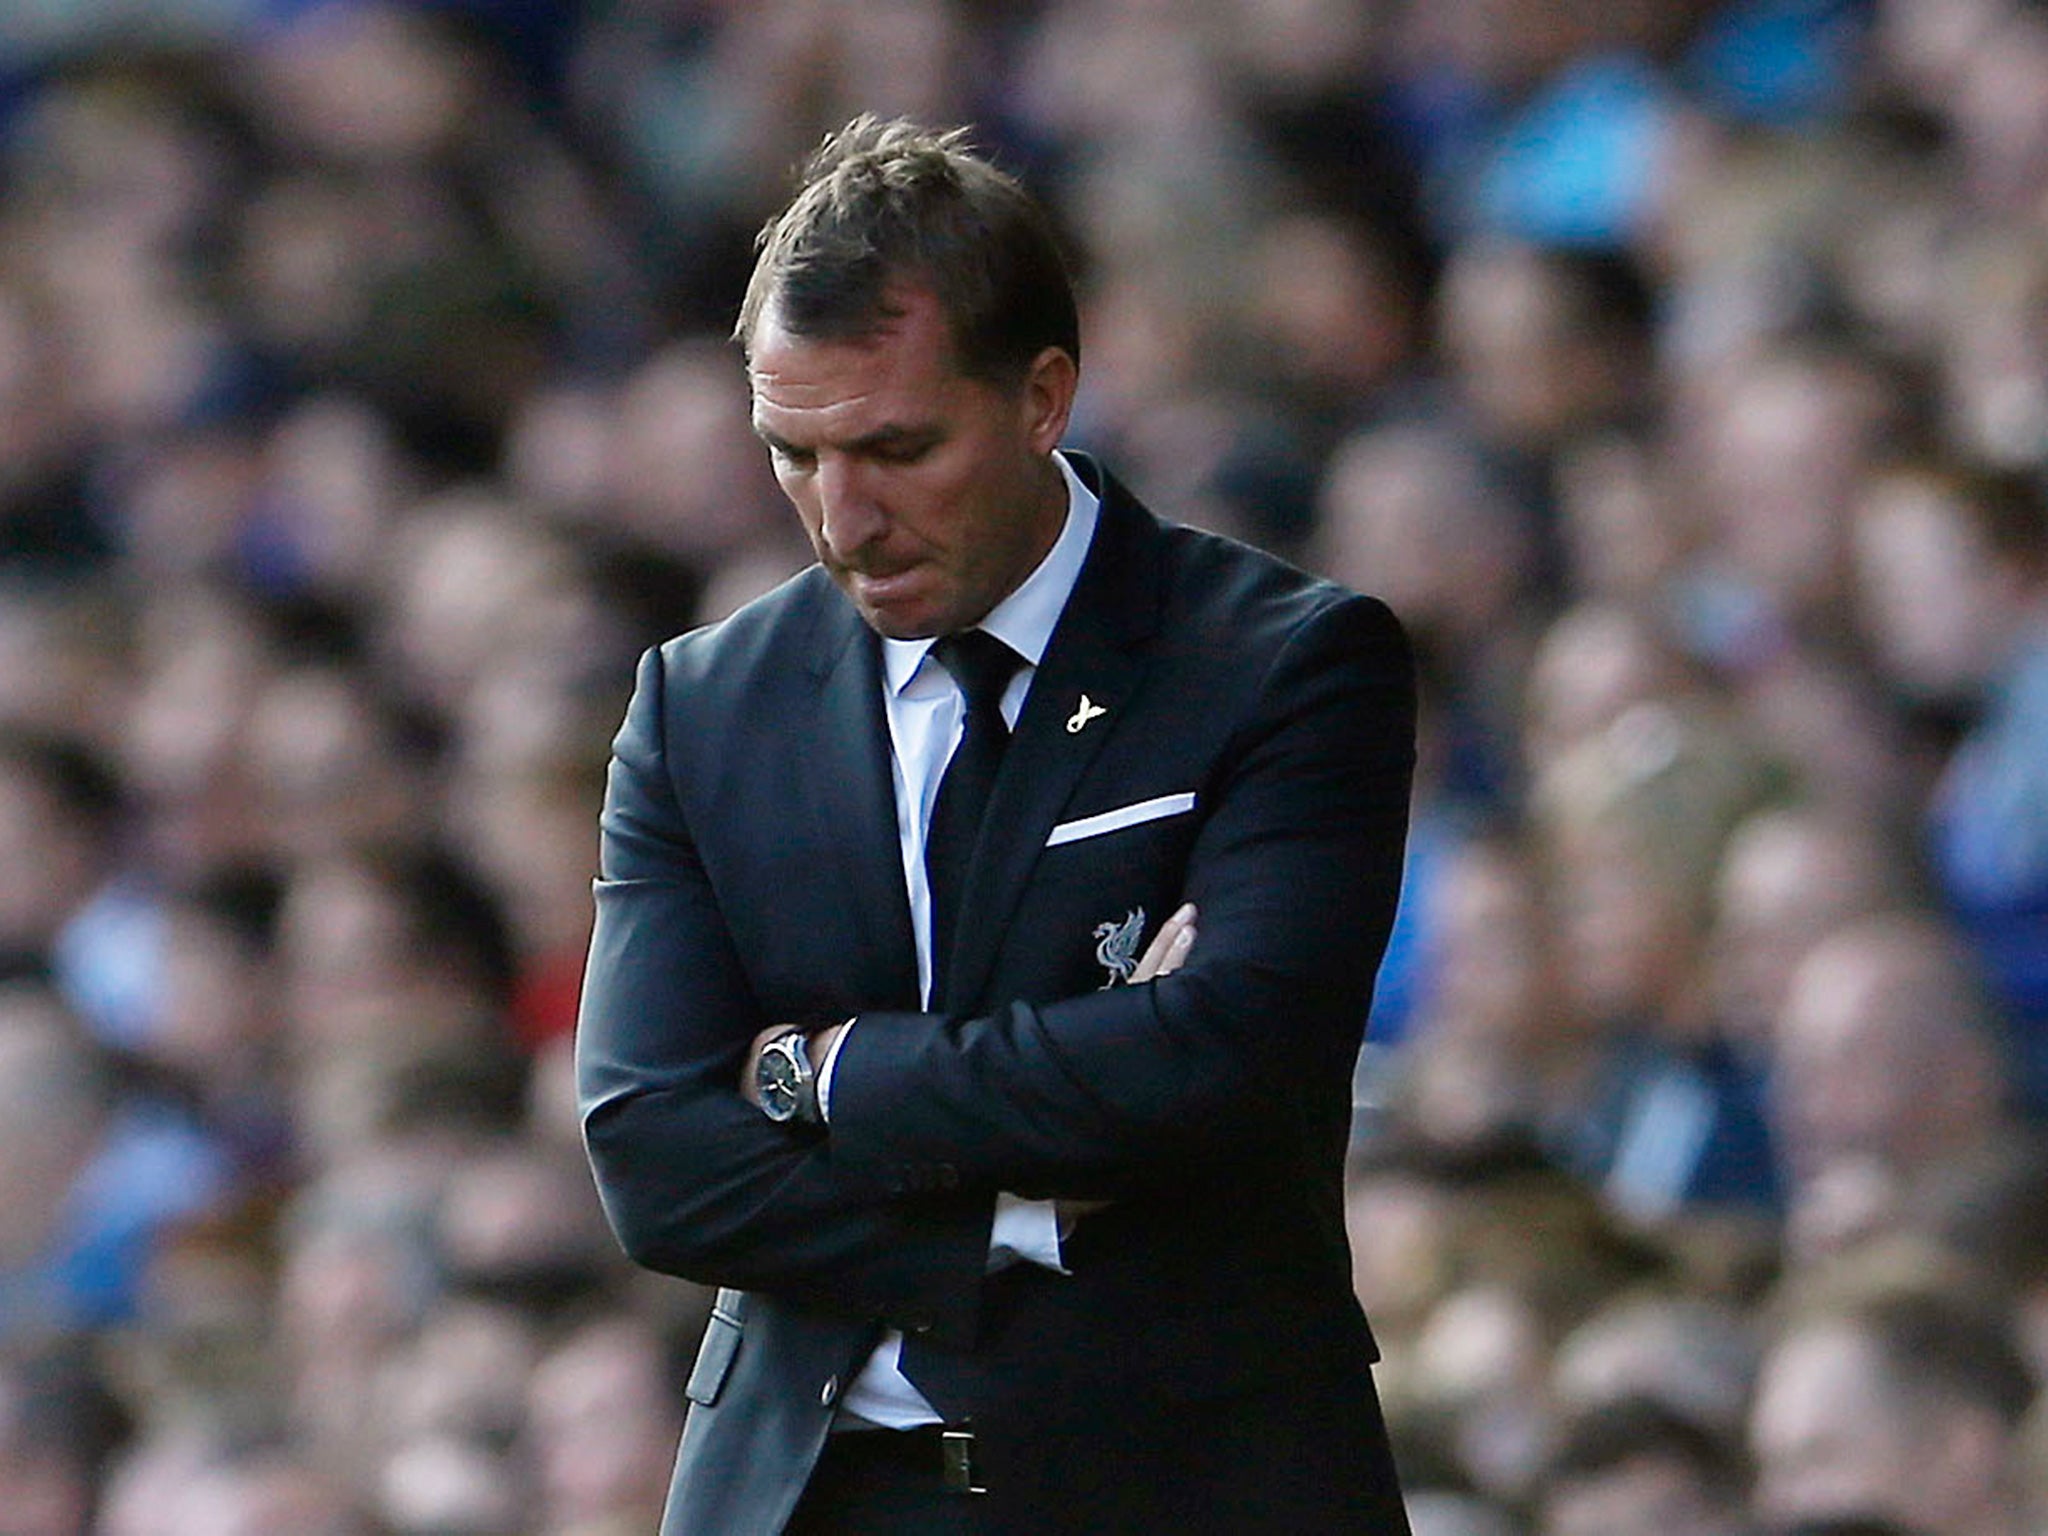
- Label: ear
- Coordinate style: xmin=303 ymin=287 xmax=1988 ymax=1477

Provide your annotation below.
xmin=1019 ymin=346 xmax=1078 ymax=456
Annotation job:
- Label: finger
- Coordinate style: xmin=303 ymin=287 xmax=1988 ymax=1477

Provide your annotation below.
xmin=1154 ymin=901 xmax=1196 ymax=951
xmin=1152 ymin=922 xmax=1196 ymax=978
xmin=1131 ymin=903 xmax=1197 ymax=983
xmin=1146 ymin=922 xmax=1195 ymax=979
xmin=1130 ymin=913 xmax=1196 ymax=987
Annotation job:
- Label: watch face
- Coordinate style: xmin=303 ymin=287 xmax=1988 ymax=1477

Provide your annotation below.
xmin=758 ymin=1042 xmax=803 ymax=1122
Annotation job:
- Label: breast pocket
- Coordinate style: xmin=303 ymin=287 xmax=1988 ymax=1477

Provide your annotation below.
xmin=1025 ymin=791 xmax=1201 ymax=995
xmin=1045 ymin=791 xmax=1196 ymax=850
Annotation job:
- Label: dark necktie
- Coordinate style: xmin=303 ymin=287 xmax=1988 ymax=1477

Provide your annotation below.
xmin=925 ymin=629 xmax=1022 ymax=1008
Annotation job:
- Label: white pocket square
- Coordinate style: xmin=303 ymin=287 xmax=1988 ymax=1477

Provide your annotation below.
xmin=1046 ymin=792 xmax=1197 ymax=848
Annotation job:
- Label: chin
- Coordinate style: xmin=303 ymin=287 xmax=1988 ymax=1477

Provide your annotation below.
xmin=866 ymin=615 xmax=934 ymax=641
xmin=863 ymin=590 xmax=983 ymax=641
xmin=855 ymin=597 xmax=945 ymax=641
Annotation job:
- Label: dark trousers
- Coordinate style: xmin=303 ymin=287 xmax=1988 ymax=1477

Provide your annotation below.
xmin=783 ymin=1371 xmax=1411 ymax=1535
xmin=785 ymin=1427 xmax=986 ymax=1536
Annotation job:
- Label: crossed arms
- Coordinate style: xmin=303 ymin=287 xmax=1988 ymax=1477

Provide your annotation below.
xmin=576 ymin=591 xmax=1414 ymax=1341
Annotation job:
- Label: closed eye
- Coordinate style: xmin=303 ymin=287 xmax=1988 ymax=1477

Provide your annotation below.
xmin=757 ymin=426 xmax=940 ymax=471
xmin=865 ymin=435 xmax=937 ymax=466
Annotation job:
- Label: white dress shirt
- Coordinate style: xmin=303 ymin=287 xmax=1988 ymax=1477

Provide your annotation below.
xmin=821 ymin=450 xmax=1101 ymax=1428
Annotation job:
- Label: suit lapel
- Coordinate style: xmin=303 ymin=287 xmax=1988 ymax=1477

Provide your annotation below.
xmin=941 ymin=466 xmax=1167 ymax=1011
xmin=805 ymin=599 xmax=921 ymax=1011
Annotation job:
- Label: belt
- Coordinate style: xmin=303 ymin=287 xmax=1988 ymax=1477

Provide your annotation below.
xmin=830 ymin=1423 xmax=988 ymax=1495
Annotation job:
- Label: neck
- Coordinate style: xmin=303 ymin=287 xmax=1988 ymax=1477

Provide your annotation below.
xmin=970 ymin=453 xmax=1070 ymax=630
xmin=1023 ymin=450 xmax=1070 ymax=557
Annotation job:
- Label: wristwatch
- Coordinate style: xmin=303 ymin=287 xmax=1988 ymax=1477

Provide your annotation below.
xmin=755 ymin=1028 xmax=821 ymax=1125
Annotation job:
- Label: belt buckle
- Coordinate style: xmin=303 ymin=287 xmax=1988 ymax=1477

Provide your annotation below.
xmin=940 ymin=1428 xmax=986 ymax=1495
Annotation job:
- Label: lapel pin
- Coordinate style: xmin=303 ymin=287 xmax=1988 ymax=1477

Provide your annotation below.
xmin=1066 ymin=694 xmax=1107 ymax=734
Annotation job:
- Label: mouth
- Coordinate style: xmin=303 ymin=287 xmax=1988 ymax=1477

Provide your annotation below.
xmin=847 ymin=564 xmax=926 ymax=606
xmin=835 ymin=562 xmax=946 ymax=637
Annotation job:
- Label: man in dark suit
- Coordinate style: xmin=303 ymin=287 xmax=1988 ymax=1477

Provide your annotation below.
xmin=577 ymin=115 xmax=1416 ymax=1534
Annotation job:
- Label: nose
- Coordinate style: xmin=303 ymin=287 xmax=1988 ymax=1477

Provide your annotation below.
xmin=815 ymin=455 xmax=887 ymax=560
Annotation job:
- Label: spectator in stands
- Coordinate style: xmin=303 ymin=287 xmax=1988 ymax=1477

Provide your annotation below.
xmin=143 ymin=865 xmax=292 ymax=1182
xmin=1896 ymin=1132 xmax=2048 ymax=1503
xmin=1550 ymin=1293 xmax=1761 ymax=1450
xmin=99 ymin=1442 xmax=374 ymax=1536
xmin=0 ymin=982 xmax=227 ymax=1340
xmin=1850 ymin=455 xmax=2048 ymax=1104
xmin=0 ymin=728 xmax=125 ymax=989
xmin=274 ymin=1152 xmax=443 ymax=1484
xmin=1384 ymin=830 xmax=1600 ymax=1158
xmin=1239 ymin=208 xmax=1426 ymax=444
xmin=0 ymin=1341 xmax=126 ymax=1536
xmin=1537 ymin=1395 xmax=1754 ymax=1536
xmin=1771 ymin=912 xmax=2013 ymax=1259
xmin=366 ymin=1295 xmax=540 ymax=1535
xmin=243 ymin=660 xmax=423 ymax=867
xmin=1749 ymin=1266 xmax=2037 ymax=1535
xmin=1532 ymin=694 xmax=1782 ymax=1218
xmin=1674 ymin=332 xmax=1922 ymax=821
xmin=1317 ymin=418 xmax=1543 ymax=809
xmin=1707 ymin=803 xmax=1913 ymax=1053
xmin=1551 ymin=431 xmax=1693 ymax=618
xmin=524 ymin=1312 xmax=687 ymax=1536
xmin=1435 ymin=241 xmax=1659 ymax=605
xmin=1521 ymin=601 xmax=1702 ymax=777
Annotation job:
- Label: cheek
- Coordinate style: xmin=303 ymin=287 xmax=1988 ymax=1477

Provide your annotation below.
xmin=893 ymin=463 xmax=993 ymax=559
xmin=776 ymin=478 xmax=825 ymax=544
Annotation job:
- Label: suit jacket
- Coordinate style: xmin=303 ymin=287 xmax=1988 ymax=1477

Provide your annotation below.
xmin=577 ymin=457 xmax=1416 ymax=1534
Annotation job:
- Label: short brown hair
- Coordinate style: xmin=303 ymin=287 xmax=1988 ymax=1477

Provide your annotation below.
xmin=734 ymin=115 xmax=1079 ymax=385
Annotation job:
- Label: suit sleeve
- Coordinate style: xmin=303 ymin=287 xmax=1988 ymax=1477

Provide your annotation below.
xmin=824 ymin=593 xmax=1416 ymax=1194
xmin=576 ymin=645 xmax=991 ymax=1342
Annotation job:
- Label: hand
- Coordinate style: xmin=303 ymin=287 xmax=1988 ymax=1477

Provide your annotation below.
xmin=1130 ymin=901 xmax=1197 ymax=983
xmin=1057 ymin=902 xmax=1197 ymax=1235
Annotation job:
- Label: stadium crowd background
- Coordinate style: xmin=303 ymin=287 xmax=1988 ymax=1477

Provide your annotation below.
xmin=3 ymin=0 xmax=2048 ymax=1531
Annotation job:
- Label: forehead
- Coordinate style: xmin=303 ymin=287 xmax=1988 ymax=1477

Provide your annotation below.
xmin=746 ymin=287 xmax=964 ymax=426
xmin=1756 ymin=1323 xmax=1894 ymax=1439
xmin=1782 ymin=944 xmax=1924 ymax=1061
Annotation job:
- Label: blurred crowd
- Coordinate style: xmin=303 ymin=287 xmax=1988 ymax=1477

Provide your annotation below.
xmin=2 ymin=0 xmax=2048 ymax=1532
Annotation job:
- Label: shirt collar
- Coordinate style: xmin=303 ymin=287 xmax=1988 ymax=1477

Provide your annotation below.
xmin=881 ymin=450 xmax=1101 ymax=695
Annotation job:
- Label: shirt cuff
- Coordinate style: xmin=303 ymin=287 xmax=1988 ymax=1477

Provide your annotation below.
xmin=986 ymin=1193 xmax=1067 ymax=1275
xmin=815 ymin=1017 xmax=856 ymax=1123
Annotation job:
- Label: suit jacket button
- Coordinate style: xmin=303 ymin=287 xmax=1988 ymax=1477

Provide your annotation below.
xmin=820 ymin=1375 xmax=840 ymax=1407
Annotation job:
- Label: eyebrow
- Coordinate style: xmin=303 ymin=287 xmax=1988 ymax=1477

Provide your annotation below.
xmin=753 ymin=421 xmax=944 ymax=458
